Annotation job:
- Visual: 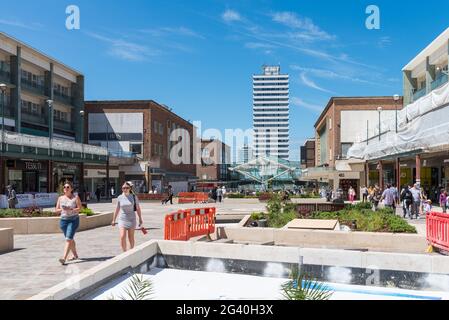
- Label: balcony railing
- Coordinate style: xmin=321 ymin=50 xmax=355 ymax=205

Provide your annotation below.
xmin=53 ymin=91 xmax=73 ymax=106
xmin=21 ymin=110 xmax=48 ymax=125
xmin=54 ymin=119 xmax=73 ymax=131
xmin=431 ymin=73 xmax=449 ymax=91
xmin=21 ymin=78 xmax=46 ymax=96
xmin=413 ymin=87 xmax=427 ymax=101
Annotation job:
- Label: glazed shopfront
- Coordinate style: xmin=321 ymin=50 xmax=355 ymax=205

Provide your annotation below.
xmin=4 ymin=159 xmax=83 ymax=194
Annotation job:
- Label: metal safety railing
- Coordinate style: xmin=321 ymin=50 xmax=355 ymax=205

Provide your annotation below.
xmin=164 ymin=207 xmax=216 ymax=241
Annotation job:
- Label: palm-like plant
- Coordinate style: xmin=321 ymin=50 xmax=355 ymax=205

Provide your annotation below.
xmin=281 ymin=268 xmax=333 ymax=300
xmin=108 ymin=274 xmax=154 ymax=300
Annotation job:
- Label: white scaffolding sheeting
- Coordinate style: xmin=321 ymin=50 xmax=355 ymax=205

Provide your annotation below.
xmin=348 ymin=81 xmax=449 ymax=161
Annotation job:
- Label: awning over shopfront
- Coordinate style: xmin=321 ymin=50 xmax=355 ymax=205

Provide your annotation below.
xmin=348 ymin=81 xmax=449 ymax=161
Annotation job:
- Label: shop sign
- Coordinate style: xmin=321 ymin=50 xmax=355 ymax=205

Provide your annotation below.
xmin=0 ymin=193 xmax=58 ymax=209
xmin=25 ymin=162 xmax=43 ymax=171
xmin=35 ymin=193 xmax=59 ymax=207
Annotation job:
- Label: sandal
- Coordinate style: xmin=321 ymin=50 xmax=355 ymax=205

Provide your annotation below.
xmin=69 ymin=256 xmax=79 ymax=261
xmin=59 ymin=258 xmax=66 ymax=266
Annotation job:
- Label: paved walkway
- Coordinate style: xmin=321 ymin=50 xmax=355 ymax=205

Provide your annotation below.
xmin=0 ymin=199 xmax=265 ymax=300
xmin=0 ymin=198 xmax=431 ymax=299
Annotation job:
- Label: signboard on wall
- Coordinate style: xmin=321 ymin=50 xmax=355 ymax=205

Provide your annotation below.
xmin=0 ymin=193 xmax=59 ymax=209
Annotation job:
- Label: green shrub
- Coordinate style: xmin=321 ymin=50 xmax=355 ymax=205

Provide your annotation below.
xmin=250 ymin=212 xmax=266 ymax=221
xmin=0 ymin=208 xmax=57 ymax=218
xmin=80 ymin=208 xmax=95 ymax=216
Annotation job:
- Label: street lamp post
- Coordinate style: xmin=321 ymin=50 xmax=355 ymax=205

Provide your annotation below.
xmin=0 ymin=84 xmax=7 ymax=154
xmin=106 ymin=122 xmax=110 ymax=200
xmin=0 ymin=84 xmax=6 ymax=194
xmin=79 ymin=110 xmax=85 ymax=202
xmin=46 ymin=99 xmax=54 ymax=155
xmin=377 ymin=106 xmax=383 ymax=141
xmin=46 ymin=99 xmax=54 ymax=193
xmin=393 ymin=94 xmax=400 ymax=133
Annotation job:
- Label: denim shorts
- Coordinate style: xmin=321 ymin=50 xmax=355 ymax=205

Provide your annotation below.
xmin=60 ymin=216 xmax=80 ymax=240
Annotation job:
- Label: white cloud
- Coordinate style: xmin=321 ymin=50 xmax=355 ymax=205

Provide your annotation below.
xmin=0 ymin=18 xmax=41 ymax=30
xmin=291 ymin=65 xmax=370 ymax=84
xmin=300 ymin=72 xmax=336 ymax=94
xmin=272 ymin=12 xmax=335 ymax=41
xmin=245 ymin=42 xmax=275 ymax=49
xmin=291 ymin=97 xmax=323 ymax=113
xmin=86 ymin=32 xmax=159 ymax=62
xmin=378 ymin=36 xmax=392 ymax=48
xmin=222 ymin=9 xmax=242 ymax=23
xmin=140 ymin=26 xmax=204 ymax=39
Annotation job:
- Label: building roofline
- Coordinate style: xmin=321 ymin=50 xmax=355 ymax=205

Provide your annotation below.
xmin=402 ymin=27 xmax=449 ymax=71
xmin=0 ymin=31 xmax=83 ymax=76
xmin=84 ymin=100 xmax=193 ymax=126
xmin=313 ymin=96 xmax=404 ymax=128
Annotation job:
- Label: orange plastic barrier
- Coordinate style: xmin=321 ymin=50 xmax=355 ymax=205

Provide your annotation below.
xmin=178 ymin=192 xmax=209 ymax=204
xmin=427 ymin=212 xmax=449 ymax=252
xmin=164 ymin=207 xmax=216 ymax=241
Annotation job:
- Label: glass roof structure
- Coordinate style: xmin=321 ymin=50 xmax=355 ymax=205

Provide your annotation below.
xmin=228 ymin=156 xmax=301 ymax=188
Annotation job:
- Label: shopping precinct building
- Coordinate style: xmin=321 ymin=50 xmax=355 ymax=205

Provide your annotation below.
xmin=84 ymin=100 xmax=197 ymax=195
xmin=348 ymin=27 xmax=449 ymax=202
xmin=302 ymin=96 xmax=403 ymax=197
xmin=0 ymin=32 xmax=107 ymax=194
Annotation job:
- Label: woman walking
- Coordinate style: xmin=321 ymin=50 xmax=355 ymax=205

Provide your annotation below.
xmin=55 ymin=182 xmax=82 ymax=265
xmin=348 ymin=186 xmax=356 ymax=204
xmin=112 ymin=182 xmax=144 ymax=252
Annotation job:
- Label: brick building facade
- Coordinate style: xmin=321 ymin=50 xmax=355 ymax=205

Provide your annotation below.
xmin=84 ymin=100 xmax=197 ymax=195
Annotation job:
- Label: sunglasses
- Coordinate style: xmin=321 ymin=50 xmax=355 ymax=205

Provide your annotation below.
xmin=64 ymin=186 xmax=71 ymax=189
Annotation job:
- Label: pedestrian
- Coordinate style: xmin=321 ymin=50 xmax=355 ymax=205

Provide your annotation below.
xmin=221 ymin=186 xmax=227 ymax=201
xmin=410 ymin=183 xmax=422 ymax=219
xmin=95 ymin=186 xmax=101 ymax=203
xmin=371 ymin=186 xmax=382 ymax=211
xmin=400 ymin=185 xmax=413 ymax=219
xmin=55 ymin=182 xmax=82 ymax=265
xmin=392 ymin=184 xmax=399 ymax=206
xmin=440 ymin=189 xmax=447 ymax=213
xmin=112 ymin=182 xmax=144 ymax=252
xmin=110 ymin=186 xmax=115 ymax=198
xmin=348 ymin=186 xmax=356 ymax=204
xmin=424 ymin=200 xmax=433 ymax=215
xmin=217 ymin=186 xmax=223 ymax=203
xmin=7 ymin=185 xmax=18 ymax=209
xmin=361 ymin=186 xmax=368 ymax=203
xmin=212 ymin=187 xmax=218 ymax=203
xmin=162 ymin=185 xmax=174 ymax=205
xmin=381 ymin=184 xmax=395 ymax=211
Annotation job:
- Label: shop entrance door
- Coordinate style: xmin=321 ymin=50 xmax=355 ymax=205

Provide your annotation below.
xmin=23 ymin=171 xmax=39 ymax=193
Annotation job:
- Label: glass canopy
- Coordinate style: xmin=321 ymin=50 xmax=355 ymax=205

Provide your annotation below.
xmin=228 ymin=156 xmax=301 ymax=189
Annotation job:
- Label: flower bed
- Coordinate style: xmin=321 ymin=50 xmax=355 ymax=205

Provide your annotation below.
xmin=258 ymin=195 xmax=417 ymax=233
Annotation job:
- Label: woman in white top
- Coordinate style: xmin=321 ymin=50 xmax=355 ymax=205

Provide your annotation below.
xmin=112 ymin=182 xmax=144 ymax=252
xmin=55 ymin=182 xmax=82 ymax=265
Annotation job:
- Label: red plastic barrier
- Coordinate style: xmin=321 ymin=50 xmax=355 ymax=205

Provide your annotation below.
xmin=178 ymin=192 xmax=209 ymax=204
xmin=427 ymin=212 xmax=449 ymax=252
xmin=164 ymin=207 xmax=216 ymax=241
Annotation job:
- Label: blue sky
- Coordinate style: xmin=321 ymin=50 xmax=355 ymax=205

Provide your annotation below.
xmin=2 ymin=0 xmax=449 ymax=161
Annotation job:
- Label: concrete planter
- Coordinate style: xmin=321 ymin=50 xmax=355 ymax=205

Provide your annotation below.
xmin=223 ymin=226 xmax=428 ymax=253
xmin=0 ymin=228 xmax=13 ymax=253
xmin=0 ymin=212 xmax=113 ymax=235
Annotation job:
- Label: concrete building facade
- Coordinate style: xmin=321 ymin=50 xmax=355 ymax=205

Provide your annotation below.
xmin=0 ymin=32 xmax=106 ymax=195
xmin=253 ymin=65 xmax=290 ymax=160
